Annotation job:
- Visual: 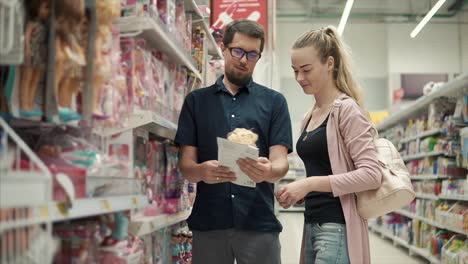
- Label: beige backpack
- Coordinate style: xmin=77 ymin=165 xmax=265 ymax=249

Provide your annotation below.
xmin=356 ymin=136 xmax=416 ymax=219
xmin=336 ymin=98 xmax=415 ymax=219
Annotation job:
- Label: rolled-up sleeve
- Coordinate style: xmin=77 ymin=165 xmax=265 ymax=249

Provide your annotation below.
xmin=330 ymin=101 xmax=382 ymax=197
xmin=269 ymin=94 xmax=293 ymax=153
xmin=175 ymin=93 xmax=197 ymax=147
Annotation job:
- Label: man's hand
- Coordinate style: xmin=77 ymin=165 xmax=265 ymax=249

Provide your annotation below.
xmin=237 ymin=157 xmax=272 ymax=183
xmin=200 ymin=160 xmax=236 ymax=184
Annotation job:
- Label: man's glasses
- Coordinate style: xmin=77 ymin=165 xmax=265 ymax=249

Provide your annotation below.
xmin=227 ymin=47 xmax=261 ymax=62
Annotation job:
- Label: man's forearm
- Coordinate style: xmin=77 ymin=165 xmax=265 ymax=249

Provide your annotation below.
xmin=179 ymin=159 xmax=202 ymax=183
xmin=267 ymin=159 xmax=289 ymax=183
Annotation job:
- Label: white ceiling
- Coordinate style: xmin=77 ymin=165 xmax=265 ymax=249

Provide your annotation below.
xmin=276 ymin=0 xmax=468 ymax=23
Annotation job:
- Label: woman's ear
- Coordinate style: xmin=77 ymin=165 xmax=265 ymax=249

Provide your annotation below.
xmin=327 ymin=56 xmax=335 ymax=72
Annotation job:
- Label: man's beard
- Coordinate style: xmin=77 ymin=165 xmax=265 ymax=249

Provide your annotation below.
xmin=225 ymin=68 xmax=252 ymax=87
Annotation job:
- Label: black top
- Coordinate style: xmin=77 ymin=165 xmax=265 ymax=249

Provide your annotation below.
xmin=175 ymin=75 xmax=293 ymax=232
xmin=296 ymin=115 xmax=345 ymax=224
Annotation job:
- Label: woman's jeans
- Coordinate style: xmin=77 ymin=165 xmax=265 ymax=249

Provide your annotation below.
xmin=304 ymin=222 xmax=350 ymax=264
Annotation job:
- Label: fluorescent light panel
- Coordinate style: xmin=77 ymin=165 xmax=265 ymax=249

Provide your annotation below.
xmin=337 ymin=0 xmax=354 ymax=35
xmin=410 ymin=0 xmax=447 ymax=38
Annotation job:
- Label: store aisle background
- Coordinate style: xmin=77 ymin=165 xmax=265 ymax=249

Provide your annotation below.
xmin=278 ymin=212 xmax=428 ymax=264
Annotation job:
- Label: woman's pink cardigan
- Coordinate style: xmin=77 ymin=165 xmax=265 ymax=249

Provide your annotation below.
xmin=300 ymin=94 xmax=382 ymax=264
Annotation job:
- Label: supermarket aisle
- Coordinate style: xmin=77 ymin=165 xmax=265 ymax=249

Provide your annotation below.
xmin=278 ymin=212 xmax=428 ymax=264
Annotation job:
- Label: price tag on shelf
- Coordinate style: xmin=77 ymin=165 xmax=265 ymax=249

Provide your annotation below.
xmin=132 ymin=197 xmax=138 ymax=208
xmin=101 ymin=200 xmax=111 ymax=212
xmin=39 ymin=205 xmax=49 ymax=219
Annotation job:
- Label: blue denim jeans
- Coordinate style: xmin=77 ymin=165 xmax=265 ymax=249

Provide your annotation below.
xmin=304 ymin=222 xmax=350 ymax=264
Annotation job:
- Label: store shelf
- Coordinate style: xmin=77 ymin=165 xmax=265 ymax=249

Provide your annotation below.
xmin=129 ymin=210 xmax=191 ymax=236
xmin=402 ymin=151 xmax=447 ymax=162
xmin=409 ymin=174 xmax=449 ymax=180
xmin=415 ymin=193 xmax=439 ymax=200
xmin=438 ymin=194 xmax=468 ymax=201
xmin=369 ymin=225 xmax=441 ymax=264
xmin=376 ymin=73 xmax=468 ymax=131
xmin=0 ymin=195 xmax=149 ymax=231
xmin=414 ymin=192 xmax=468 ymax=202
xmin=184 ymin=0 xmax=223 ymax=58
xmin=0 ymin=118 xmax=53 ymax=208
xmin=93 ymin=110 xmax=177 ymax=140
xmin=394 ymin=210 xmax=467 ymax=235
xmin=117 ymin=16 xmax=203 ymax=80
xmin=400 ymin=129 xmax=444 ymax=144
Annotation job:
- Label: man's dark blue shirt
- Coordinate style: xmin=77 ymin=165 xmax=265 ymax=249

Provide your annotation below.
xmin=175 ymin=75 xmax=293 ymax=232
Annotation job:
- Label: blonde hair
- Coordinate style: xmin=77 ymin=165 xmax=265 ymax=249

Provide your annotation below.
xmin=292 ymin=26 xmax=364 ymax=107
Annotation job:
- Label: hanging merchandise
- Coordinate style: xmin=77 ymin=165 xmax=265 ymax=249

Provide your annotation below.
xmin=0 ymin=0 xmax=226 ymax=262
xmin=0 ymin=0 xmax=25 ymax=64
xmin=372 ymin=75 xmax=468 ymax=263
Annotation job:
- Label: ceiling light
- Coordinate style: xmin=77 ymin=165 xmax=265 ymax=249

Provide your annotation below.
xmin=410 ymin=0 xmax=447 ymax=38
xmin=337 ymin=0 xmax=354 ymax=35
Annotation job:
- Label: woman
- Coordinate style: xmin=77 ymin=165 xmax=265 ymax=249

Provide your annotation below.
xmin=275 ymin=26 xmax=382 ymax=264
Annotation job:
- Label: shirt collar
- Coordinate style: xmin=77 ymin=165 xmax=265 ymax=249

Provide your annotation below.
xmin=214 ymin=75 xmax=254 ymax=94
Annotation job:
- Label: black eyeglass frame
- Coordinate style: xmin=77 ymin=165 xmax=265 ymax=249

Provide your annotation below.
xmin=227 ymin=47 xmax=262 ymax=62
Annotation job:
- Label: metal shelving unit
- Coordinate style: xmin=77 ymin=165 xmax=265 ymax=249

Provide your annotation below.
xmin=117 ymin=16 xmax=203 ymax=81
xmin=402 ymin=151 xmax=448 ymax=162
xmin=0 ymin=195 xmax=149 ymax=231
xmin=375 ymin=74 xmax=468 ymax=262
xmin=376 ymin=74 xmax=468 ymax=131
xmin=369 ymin=225 xmax=442 ymax=264
xmin=184 ymin=0 xmax=223 ymax=59
xmin=394 ymin=209 xmax=466 ymax=235
xmin=400 ymin=128 xmax=444 ymax=144
xmin=93 ymin=110 xmax=177 ymax=140
xmin=129 ymin=210 xmax=192 ymax=236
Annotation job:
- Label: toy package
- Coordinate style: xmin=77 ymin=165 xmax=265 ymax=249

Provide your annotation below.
xmin=164 ymin=145 xmax=183 ymax=214
xmin=164 ymin=62 xmax=176 ymax=122
xmin=153 ymin=228 xmax=171 ymax=264
xmin=120 ymin=38 xmax=136 ymax=115
xmin=152 ymin=51 xmax=167 ymax=115
xmin=144 ymin=140 xmax=166 ymax=216
xmin=173 ymin=66 xmax=187 ymax=122
xmin=94 ymin=27 xmax=130 ymax=132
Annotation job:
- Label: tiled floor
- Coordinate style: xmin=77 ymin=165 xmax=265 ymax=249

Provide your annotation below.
xmin=278 ymin=212 xmax=428 ymax=264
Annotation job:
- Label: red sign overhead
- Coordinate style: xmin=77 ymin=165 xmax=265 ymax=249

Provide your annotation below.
xmin=210 ymin=0 xmax=268 ymax=45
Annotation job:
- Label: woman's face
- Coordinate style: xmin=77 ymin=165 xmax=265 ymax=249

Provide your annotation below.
xmin=291 ymin=46 xmax=333 ymax=95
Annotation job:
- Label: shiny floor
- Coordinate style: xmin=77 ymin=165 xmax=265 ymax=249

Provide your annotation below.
xmin=278 ymin=212 xmax=428 ymax=264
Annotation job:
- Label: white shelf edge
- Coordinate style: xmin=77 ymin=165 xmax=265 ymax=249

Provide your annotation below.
xmin=0 ymin=195 xmax=149 ymax=231
xmin=394 ymin=210 xmax=467 ymax=235
xmin=376 ymin=73 xmax=468 ymax=131
xmin=438 ymin=194 xmax=468 ymax=201
xmin=409 ymin=174 xmax=449 ymax=180
xmin=402 ymin=151 xmax=446 ymax=162
xmin=414 ymin=192 xmax=468 ymax=201
xmin=129 ymin=210 xmax=191 ymax=236
xmin=400 ymin=129 xmax=444 ymax=144
xmin=415 ymin=193 xmax=439 ymax=200
xmin=117 ymin=16 xmax=203 ymax=81
xmin=369 ymin=225 xmax=441 ymax=264
xmin=93 ymin=111 xmax=177 ymax=140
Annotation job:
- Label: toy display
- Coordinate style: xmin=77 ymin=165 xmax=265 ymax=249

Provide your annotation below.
xmin=19 ymin=0 xmax=49 ymax=119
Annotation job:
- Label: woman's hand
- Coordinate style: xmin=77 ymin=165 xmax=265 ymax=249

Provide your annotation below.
xmin=275 ymin=179 xmax=310 ymax=209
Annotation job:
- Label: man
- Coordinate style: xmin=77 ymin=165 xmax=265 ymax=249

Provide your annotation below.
xmin=175 ymin=19 xmax=292 ymax=264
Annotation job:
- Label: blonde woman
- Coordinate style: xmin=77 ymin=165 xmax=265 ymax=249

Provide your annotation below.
xmin=275 ymin=26 xmax=382 ymax=264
